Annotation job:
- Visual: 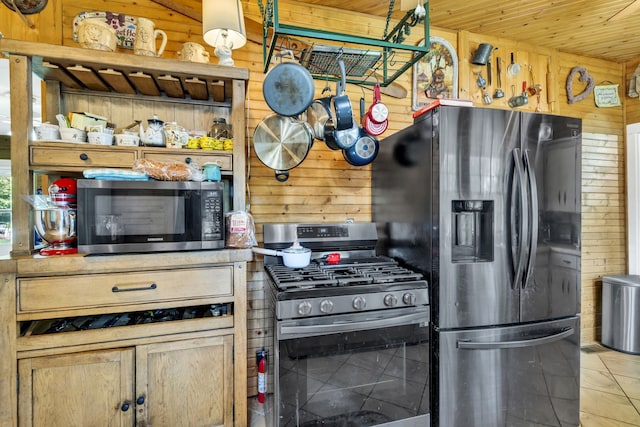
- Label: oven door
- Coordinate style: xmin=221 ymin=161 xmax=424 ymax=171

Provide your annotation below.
xmin=275 ymin=306 xmax=430 ymax=427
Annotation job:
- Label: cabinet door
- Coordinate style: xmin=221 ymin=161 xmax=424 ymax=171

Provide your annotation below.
xmin=18 ymin=349 xmax=135 ymax=427
xmin=544 ymin=144 xmax=577 ymax=212
xmin=136 ymin=335 xmax=233 ymax=427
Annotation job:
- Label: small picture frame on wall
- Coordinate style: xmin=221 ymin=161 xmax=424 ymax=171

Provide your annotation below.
xmin=413 ymin=37 xmax=459 ymax=110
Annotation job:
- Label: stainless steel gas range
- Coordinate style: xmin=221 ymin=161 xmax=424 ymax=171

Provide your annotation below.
xmin=263 ymin=222 xmax=431 ymax=427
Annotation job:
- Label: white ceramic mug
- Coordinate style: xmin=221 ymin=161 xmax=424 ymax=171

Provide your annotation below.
xmin=177 ymin=42 xmax=210 ymax=63
xmin=134 ymin=18 xmax=167 ymax=57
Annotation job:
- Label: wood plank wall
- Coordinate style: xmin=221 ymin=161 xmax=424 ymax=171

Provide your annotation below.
xmin=1 ymin=0 xmax=631 ymax=398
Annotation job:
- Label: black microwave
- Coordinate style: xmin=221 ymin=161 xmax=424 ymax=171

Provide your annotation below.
xmin=77 ymin=179 xmax=225 ymax=254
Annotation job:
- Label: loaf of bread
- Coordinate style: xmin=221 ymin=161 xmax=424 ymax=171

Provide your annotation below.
xmin=133 ymin=158 xmax=198 ymax=181
xmin=225 ymin=210 xmax=257 ymax=248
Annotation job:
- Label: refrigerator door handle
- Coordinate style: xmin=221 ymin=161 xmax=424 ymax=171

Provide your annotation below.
xmin=457 ymin=327 xmax=575 ymax=350
xmin=512 ymin=148 xmax=529 ymax=290
xmin=522 ymin=149 xmax=539 ymax=289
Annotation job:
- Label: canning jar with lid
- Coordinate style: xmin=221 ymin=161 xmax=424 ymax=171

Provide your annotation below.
xmin=208 ymin=118 xmax=232 ymax=139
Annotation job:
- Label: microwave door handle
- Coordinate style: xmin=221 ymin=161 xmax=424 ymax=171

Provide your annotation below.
xmin=457 ymin=327 xmax=574 ymax=350
xmin=522 ymin=149 xmax=538 ymax=289
xmin=279 ymin=311 xmax=428 ymax=339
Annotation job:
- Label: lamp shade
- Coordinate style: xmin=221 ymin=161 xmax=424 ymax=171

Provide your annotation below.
xmin=203 ymin=0 xmax=247 ymax=50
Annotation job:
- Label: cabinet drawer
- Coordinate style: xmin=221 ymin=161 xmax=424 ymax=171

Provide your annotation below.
xmin=17 ymin=267 xmax=233 ymax=313
xmin=550 ymin=252 xmax=578 ymax=269
xmin=143 ymin=152 xmax=232 ymax=171
xmin=31 ymin=146 xmax=137 ymax=168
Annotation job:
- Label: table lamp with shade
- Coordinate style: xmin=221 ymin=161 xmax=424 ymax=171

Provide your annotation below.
xmin=202 ymin=0 xmax=247 ymax=66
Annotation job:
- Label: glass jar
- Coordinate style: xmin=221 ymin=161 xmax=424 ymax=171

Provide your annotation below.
xmin=208 ymin=118 xmax=231 ymax=140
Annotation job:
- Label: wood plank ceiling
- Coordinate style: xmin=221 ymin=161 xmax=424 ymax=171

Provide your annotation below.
xmin=290 ymin=0 xmax=640 ymax=63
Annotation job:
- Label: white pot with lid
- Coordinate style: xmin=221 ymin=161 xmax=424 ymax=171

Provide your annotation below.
xmin=252 ymin=241 xmax=311 ymax=268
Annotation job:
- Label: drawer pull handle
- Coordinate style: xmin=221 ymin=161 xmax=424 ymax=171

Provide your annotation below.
xmin=112 ymin=283 xmax=157 ymax=293
xmin=79 ymin=153 xmax=88 ymax=160
xmin=185 ymin=157 xmax=192 ymax=164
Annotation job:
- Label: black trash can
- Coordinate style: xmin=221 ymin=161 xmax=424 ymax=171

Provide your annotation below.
xmin=601 ymin=275 xmax=640 ymax=354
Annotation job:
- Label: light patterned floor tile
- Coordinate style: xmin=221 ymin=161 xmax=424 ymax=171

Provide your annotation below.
xmin=580 ymin=412 xmax=640 ymax=426
xmin=615 ymin=375 xmax=640 ymax=400
xmin=581 ymin=387 xmax=640 ymax=425
xmin=582 ymin=352 xmax=610 ymax=372
xmin=601 ymin=356 xmax=640 ymax=379
xmin=582 ymin=368 xmax=626 ymax=395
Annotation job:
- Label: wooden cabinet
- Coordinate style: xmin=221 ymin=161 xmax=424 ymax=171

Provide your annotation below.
xmin=0 ymin=38 xmax=251 ymax=427
xmin=543 ymin=141 xmax=579 ymax=213
xmin=18 ymin=335 xmax=233 ymax=427
xmin=549 ymin=251 xmax=580 ymax=316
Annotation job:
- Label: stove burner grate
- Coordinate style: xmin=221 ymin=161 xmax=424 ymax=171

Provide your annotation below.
xmin=266 ymin=258 xmax=424 ymax=290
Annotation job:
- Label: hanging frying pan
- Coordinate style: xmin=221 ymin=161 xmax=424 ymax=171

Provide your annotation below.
xmin=262 ymin=51 xmax=315 ymax=117
xmin=343 ymin=128 xmax=379 ymax=166
xmin=253 ymin=114 xmax=314 ymax=182
xmin=366 ymin=83 xmax=389 ymax=124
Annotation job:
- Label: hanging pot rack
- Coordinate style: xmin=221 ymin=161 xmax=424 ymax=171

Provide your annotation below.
xmin=258 ymin=0 xmax=430 ymax=87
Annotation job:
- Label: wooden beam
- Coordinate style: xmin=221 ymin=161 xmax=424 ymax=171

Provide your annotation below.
xmin=608 ymin=0 xmax=640 ymax=21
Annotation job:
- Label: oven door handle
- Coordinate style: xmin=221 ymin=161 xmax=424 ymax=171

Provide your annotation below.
xmin=279 ymin=310 xmax=429 ymax=339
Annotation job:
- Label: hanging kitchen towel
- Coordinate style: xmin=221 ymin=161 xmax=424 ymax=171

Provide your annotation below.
xmin=629 ymin=64 xmax=640 ymax=97
xmin=594 ymin=82 xmax=621 ymax=107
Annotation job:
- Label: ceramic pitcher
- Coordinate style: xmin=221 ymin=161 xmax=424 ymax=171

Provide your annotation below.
xmin=134 ymin=18 xmax=167 ymax=57
xmin=178 ymin=42 xmax=210 ymax=63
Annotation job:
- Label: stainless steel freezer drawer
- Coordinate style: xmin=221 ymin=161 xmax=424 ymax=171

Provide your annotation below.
xmin=436 ymin=316 xmax=580 ymax=427
xmin=602 ymin=275 xmax=640 ymax=354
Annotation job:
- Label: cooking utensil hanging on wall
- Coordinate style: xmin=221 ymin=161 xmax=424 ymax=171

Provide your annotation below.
xmin=476 ymin=71 xmax=492 ymax=105
xmin=306 ymin=86 xmax=333 ymax=141
xmin=253 ymin=114 xmax=314 ymax=182
xmin=262 ymin=50 xmax=315 ymax=117
xmin=507 ymin=52 xmax=521 ymax=77
xmin=331 ymin=60 xmax=354 ymax=131
xmin=363 ymin=83 xmax=389 ymax=136
xmin=343 ymin=97 xmax=379 ymax=166
xmin=494 ymin=57 xmax=505 ymax=98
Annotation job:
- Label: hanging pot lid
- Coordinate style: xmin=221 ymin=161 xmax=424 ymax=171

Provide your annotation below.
xmin=253 ymin=114 xmax=313 ymax=172
xmin=2 ymin=0 xmax=47 ymax=14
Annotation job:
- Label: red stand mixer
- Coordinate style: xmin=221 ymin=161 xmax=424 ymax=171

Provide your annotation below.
xmin=34 ymin=178 xmax=78 ymax=256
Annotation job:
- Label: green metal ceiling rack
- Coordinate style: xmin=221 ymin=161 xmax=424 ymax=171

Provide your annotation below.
xmin=259 ymin=0 xmax=430 ymax=87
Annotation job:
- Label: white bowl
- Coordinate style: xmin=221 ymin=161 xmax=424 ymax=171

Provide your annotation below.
xmin=60 ymin=128 xmax=87 ymax=143
xmin=35 ymin=124 xmax=60 ymax=140
xmin=88 ymin=132 xmax=113 ymax=145
xmin=114 ymin=133 xmax=140 ymax=146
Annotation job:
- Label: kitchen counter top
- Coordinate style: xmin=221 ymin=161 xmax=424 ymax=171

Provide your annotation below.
xmin=0 ymin=249 xmax=253 ymax=277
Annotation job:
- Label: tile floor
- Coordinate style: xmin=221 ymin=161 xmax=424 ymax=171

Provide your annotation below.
xmin=580 ymin=344 xmax=640 ymax=426
xmin=249 ymin=344 xmax=640 ymax=427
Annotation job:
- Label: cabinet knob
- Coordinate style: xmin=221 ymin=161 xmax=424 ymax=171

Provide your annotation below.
xmin=185 ymin=157 xmax=192 ymax=164
xmin=121 ymin=401 xmax=130 ymax=412
xmin=136 ymin=396 xmax=145 ymax=405
xmin=79 ymin=153 xmax=88 ymax=161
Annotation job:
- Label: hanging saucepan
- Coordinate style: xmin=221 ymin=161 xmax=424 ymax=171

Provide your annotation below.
xmin=323 ymin=118 xmax=341 ymax=151
xmin=306 ymin=86 xmax=333 ymax=141
xmin=253 ymin=114 xmax=314 ymax=182
xmin=262 ymin=50 xmax=315 ymax=117
xmin=252 ymin=241 xmax=311 ymax=269
xmin=363 ymin=83 xmax=389 ymax=136
xmin=331 ymin=60 xmax=353 ymax=131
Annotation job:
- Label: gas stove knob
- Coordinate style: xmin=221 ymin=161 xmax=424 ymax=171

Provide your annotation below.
xmin=352 ymin=296 xmax=367 ymax=310
xmin=320 ymin=299 xmax=334 ymax=313
xmin=298 ymin=301 xmax=313 ymax=316
xmin=383 ymin=294 xmax=398 ymax=307
xmin=402 ymin=292 xmax=416 ymax=306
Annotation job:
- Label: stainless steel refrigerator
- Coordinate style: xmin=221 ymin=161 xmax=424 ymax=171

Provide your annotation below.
xmin=372 ymin=106 xmax=581 ymax=427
